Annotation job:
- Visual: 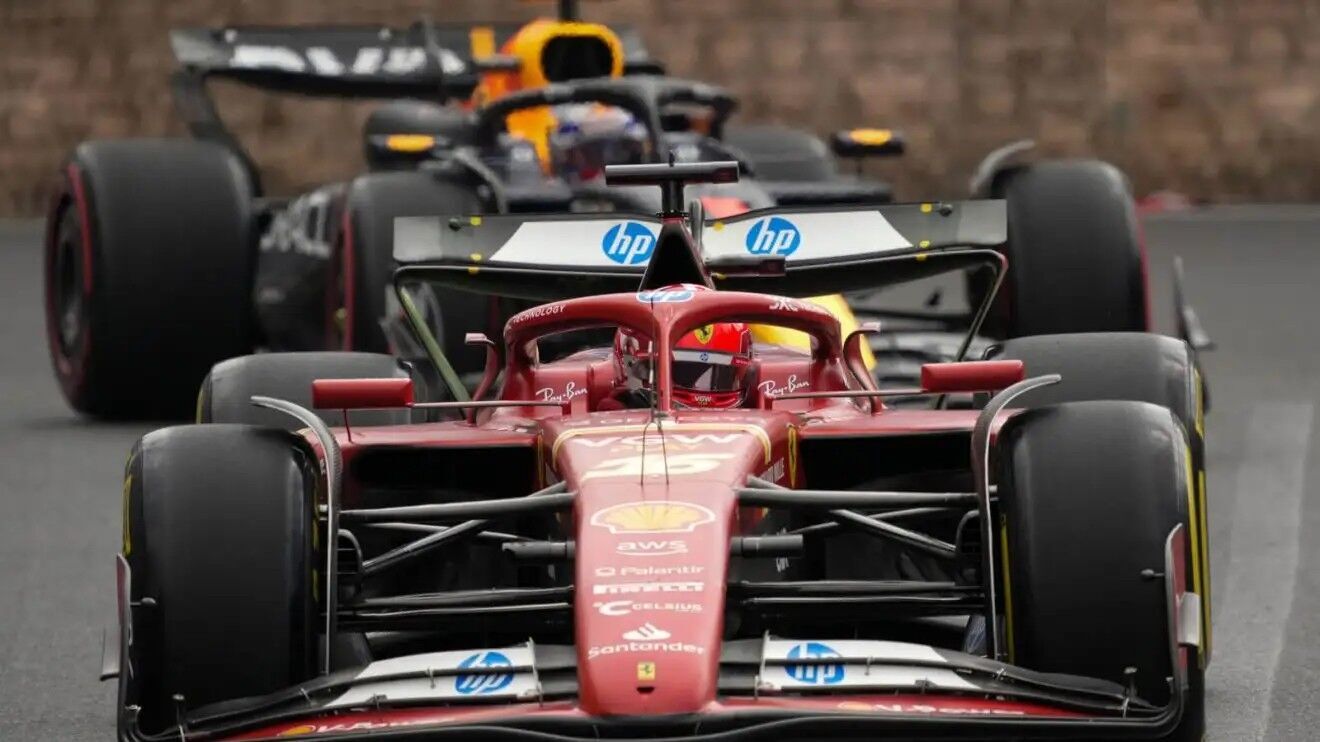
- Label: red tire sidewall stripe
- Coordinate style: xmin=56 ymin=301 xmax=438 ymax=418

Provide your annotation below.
xmin=339 ymin=201 xmax=356 ymax=350
xmin=45 ymin=163 xmax=94 ymax=398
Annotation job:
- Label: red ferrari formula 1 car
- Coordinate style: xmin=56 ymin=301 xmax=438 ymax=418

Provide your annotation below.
xmin=107 ymin=162 xmax=1209 ymax=741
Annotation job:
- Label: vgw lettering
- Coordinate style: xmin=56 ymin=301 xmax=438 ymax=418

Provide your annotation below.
xmin=572 ymin=434 xmax=742 ymax=448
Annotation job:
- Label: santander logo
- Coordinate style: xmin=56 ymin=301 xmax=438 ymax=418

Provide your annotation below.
xmin=621 ymin=623 xmax=671 ymax=641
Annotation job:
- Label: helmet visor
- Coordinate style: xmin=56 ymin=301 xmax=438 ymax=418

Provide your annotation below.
xmin=672 ymin=350 xmax=740 ymax=392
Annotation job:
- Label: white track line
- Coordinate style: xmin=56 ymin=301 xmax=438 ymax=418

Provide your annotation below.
xmin=1208 ymin=402 xmax=1313 ymax=741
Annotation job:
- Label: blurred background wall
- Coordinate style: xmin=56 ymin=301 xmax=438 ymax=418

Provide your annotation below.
xmin=3 ymin=0 xmax=1320 ymax=215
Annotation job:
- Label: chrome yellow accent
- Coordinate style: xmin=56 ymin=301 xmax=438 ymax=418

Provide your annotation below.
xmin=920 ymin=203 xmax=933 ymax=214
xmin=1198 ymin=467 xmax=1212 ymax=662
xmin=1194 ymin=368 xmax=1205 ymax=438
xmin=1184 ymin=443 xmax=1206 ymax=666
xmin=470 ymin=253 xmax=483 ymax=262
xmin=787 ymin=425 xmax=799 ymax=485
xmin=121 ymin=473 xmax=133 ymax=555
xmin=552 ymin=422 xmax=771 ymax=464
xmin=918 ymin=239 xmax=931 ymax=248
xmin=384 ymin=134 xmax=437 ymax=153
xmin=999 ymin=514 xmax=1014 ymax=661
xmin=846 ymin=128 xmax=893 ymax=146
xmin=470 ymin=216 xmax=483 ymax=226
xmin=469 ymin=25 xmax=496 ymax=60
xmin=468 ymin=266 xmax=481 ymax=275
xmin=712 ymin=221 xmax=725 ymax=231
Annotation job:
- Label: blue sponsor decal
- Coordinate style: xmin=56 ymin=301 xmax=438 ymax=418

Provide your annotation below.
xmin=602 ymin=222 xmax=657 ymax=265
xmin=784 ymin=642 xmax=845 ymax=685
xmin=636 ymin=288 xmax=694 ymax=303
xmin=454 ymin=651 xmax=514 ymax=695
xmin=745 ymin=216 xmax=801 ymax=256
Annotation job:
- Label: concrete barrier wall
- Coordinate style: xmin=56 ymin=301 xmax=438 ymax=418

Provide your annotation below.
xmin=3 ymin=0 xmax=1319 ymax=214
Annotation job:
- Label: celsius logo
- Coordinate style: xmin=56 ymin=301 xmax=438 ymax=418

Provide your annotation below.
xmin=745 ymin=216 xmax=801 ymax=256
xmin=602 ymin=222 xmax=657 ymax=265
xmin=454 ymin=651 xmax=514 ymax=695
xmin=784 ymin=642 xmax=846 ymax=685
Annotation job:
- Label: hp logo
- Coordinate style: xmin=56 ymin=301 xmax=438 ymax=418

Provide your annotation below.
xmin=745 ymin=216 xmax=801 ymax=256
xmin=784 ymin=642 xmax=845 ymax=685
xmin=602 ymin=222 xmax=657 ymax=265
xmin=454 ymin=651 xmax=514 ymax=695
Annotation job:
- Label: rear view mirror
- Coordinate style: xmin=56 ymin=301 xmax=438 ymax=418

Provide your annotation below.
xmin=311 ymin=378 xmax=415 ymax=409
xmin=831 ymin=128 xmax=906 ymax=159
xmin=920 ymin=360 xmax=1024 ymax=394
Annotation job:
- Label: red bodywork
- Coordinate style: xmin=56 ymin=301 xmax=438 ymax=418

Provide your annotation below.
xmin=215 ymin=288 xmax=1095 ymax=740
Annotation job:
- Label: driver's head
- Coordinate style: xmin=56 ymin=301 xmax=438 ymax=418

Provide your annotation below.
xmin=671 ymin=321 xmax=753 ymax=408
xmin=612 ymin=320 xmax=753 ymax=410
xmin=549 ymin=104 xmax=648 ymax=182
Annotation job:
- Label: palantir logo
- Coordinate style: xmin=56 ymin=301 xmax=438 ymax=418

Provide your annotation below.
xmin=745 ymin=216 xmax=801 ymax=256
xmin=602 ymin=222 xmax=657 ymax=265
xmin=784 ymin=642 xmax=846 ymax=685
xmin=454 ymin=651 xmax=514 ymax=695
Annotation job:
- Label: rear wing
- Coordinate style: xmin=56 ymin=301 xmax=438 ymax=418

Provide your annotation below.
xmin=168 ymin=22 xmax=660 ymax=189
xmin=171 ymin=23 xmax=657 ymax=98
xmin=392 ymin=200 xmax=1007 ymax=301
xmin=171 ymin=25 xmax=477 ymax=98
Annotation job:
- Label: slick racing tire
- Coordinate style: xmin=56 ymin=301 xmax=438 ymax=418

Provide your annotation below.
xmin=722 ymin=125 xmax=839 ymax=182
xmin=198 ymin=351 xmax=429 ymax=429
xmin=974 ymin=160 xmax=1149 ymax=338
xmin=46 ymin=140 xmax=255 ymax=419
xmin=985 ymin=331 xmax=1211 ymax=667
xmin=122 ymin=424 xmax=316 ymax=734
xmin=998 ymin=401 xmax=1205 ymax=741
xmin=332 ymin=171 xmax=487 ymax=376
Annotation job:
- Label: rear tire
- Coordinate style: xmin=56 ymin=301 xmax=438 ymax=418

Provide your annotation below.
xmin=998 ymin=401 xmax=1204 ymax=740
xmin=122 ymin=424 xmax=317 ymax=733
xmin=45 ymin=140 xmax=255 ymax=419
xmin=975 ymin=160 xmax=1149 ymax=338
xmin=198 ymin=351 xmax=430 ymax=429
xmin=333 ymin=172 xmax=489 ymax=375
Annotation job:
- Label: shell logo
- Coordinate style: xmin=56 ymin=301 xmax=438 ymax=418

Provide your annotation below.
xmin=590 ymin=501 xmax=716 ymax=534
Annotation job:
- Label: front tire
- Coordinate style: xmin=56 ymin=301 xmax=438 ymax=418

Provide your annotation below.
xmin=998 ymin=401 xmax=1204 ymax=740
xmin=122 ymin=424 xmax=317 ymax=734
xmin=198 ymin=351 xmax=428 ymax=428
xmin=45 ymin=140 xmax=255 ymax=419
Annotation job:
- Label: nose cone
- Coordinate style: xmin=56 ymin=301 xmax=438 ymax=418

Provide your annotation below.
xmin=572 ymin=482 xmax=735 ymax=716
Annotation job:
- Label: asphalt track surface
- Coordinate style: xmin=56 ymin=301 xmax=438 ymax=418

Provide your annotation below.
xmin=1 ymin=207 xmax=1318 ymax=740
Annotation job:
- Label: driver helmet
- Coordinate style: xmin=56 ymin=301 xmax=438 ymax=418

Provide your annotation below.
xmin=549 ymin=103 xmax=649 ymax=182
xmin=612 ymin=306 xmax=753 ymax=409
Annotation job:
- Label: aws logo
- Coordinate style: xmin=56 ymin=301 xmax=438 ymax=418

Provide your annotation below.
xmin=745 ymin=216 xmax=801 ymax=256
xmin=602 ymin=222 xmax=657 ymax=265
